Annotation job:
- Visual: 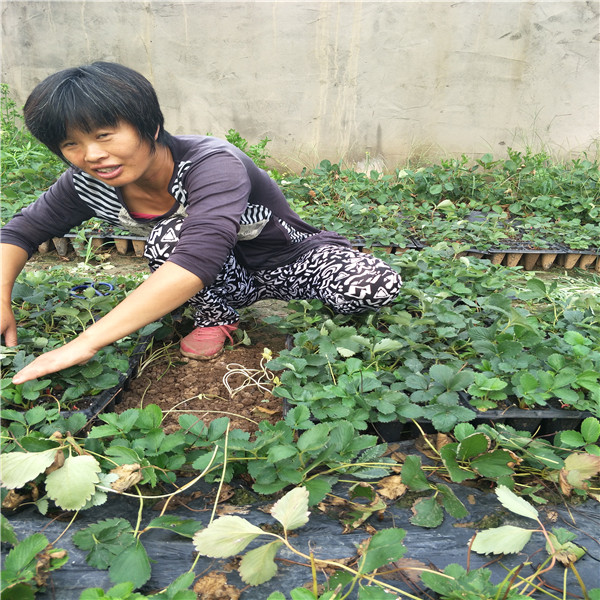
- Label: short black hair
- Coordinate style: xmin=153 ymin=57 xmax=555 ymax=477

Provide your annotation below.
xmin=24 ymin=62 xmax=171 ymax=158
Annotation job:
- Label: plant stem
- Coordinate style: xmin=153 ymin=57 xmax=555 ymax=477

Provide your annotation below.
xmin=209 ymin=424 xmax=230 ymax=525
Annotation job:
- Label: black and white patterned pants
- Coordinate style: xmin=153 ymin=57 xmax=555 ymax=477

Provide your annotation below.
xmin=145 ymin=217 xmax=402 ymax=327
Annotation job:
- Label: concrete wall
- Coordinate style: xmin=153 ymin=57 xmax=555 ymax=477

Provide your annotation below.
xmin=2 ymin=0 xmax=599 ymax=170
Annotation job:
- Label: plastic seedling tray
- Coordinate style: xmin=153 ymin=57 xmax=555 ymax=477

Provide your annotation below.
xmin=50 ymin=335 xmax=152 ymax=433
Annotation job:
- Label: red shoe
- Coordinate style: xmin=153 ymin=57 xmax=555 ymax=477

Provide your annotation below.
xmin=180 ymin=323 xmax=238 ymax=360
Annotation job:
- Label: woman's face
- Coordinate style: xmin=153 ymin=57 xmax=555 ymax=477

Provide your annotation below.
xmin=59 ymin=122 xmax=159 ymax=186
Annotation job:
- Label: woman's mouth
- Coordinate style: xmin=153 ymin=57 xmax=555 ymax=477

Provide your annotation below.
xmin=94 ymin=165 xmax=123 ymax=180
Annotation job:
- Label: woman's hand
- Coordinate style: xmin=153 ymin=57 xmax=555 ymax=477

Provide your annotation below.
xmin=12 ymin=337 xmax=98 ymax=384
xmin=1 ymin=305 xmax=18 ymax=347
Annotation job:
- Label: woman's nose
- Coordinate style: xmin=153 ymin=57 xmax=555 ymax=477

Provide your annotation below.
xmin=84 ymin=143 xmax=108 ymax=162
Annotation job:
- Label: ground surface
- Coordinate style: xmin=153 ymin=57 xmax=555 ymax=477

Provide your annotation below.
xmin=118 ymin=320 xmax=289 ymax=433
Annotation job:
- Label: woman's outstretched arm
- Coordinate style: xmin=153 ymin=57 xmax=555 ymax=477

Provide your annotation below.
xmin=11 ymin=261 xmax=204 ymax=384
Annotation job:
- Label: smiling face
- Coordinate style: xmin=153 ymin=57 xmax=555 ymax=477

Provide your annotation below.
xmin=59 ymin=121 xmax=160 ymax=187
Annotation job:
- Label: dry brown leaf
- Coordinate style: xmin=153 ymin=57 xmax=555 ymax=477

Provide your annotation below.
xmin=377 ymin=475 xmax=407 ymax=500
xmin=436 ymin=433 xmax=452 ymax=451
xmin=467 ymin=494 xmax=476 ymax=505
xmin=2 ymin=489 xmax=30 ymax=510
xmin=545 ymin=510 xmax=559 ymax=523
xmin=217 ymin=505 xmax=250 ymax=516
xmin=559 ymin=469 xmax=573 ymax=496
xmin=217 ymin=483 xmax=235 ymax=503
xmin=380 ymin=558 xmax=430 ymax=584
xmin=254 ymin=406 xmax=278 ymax=415
xmin=415 ymin=435 xmax=437 ymax=459
xmin=110 ymin=463 xmax=143 ymax=492
xmin=44 ymin=450 xmax=65 ymax=475
xmin=390 ymin=451 xmax=406 ymax=464
xmin=194 ymin=572 xmax=241 ymax=600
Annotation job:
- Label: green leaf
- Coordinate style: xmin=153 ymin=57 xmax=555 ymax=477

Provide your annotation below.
xmin=45 ymin=455 xmax=101 ymax=510
xmin=290 ymin=590 xmax=318 ymax=600
xmin=558 ymin=431 xmax=585 ymax=448
xmin=239 ymin=540 xmax=283 ymax=586
xmin=0 ymin=514 xmax=19 ymax=546
xmin=297 ymin=423 xmax=331 ymax=452
xmin=495 ymin=485 xmax=539 ymax=521
xmin=4 ymin=533 xmax=48 ymax=573
xmin=304 ymin=476 xmax=333 ymax=506
xmin=440 ymin=445 xmax=478 ymax=483
xmin=358 ymin=587 xmax=400 ymax=599
xmin=457 ymin=433 xmax=490 ymax=460
xmin=108 ymin=540 xmax=151 ymax=589
xmin=401 ymin=455 xmax=431 ymax=491
xmin=410 ymin=496 xmax=444 ymax=528
xmin=193 ymin=516 xmax=265 ymax=557
xmin=581 ymin=417 xmax=600 ymax=444
xmin=0 ymin=448 xmax=58 ymax=489
xmin=145 ymin=516 xmax=204 ymax=538
xmin=471 ymin=525 xmax=534 ymax=555
xmin=267 ymin=445 xmax=298 ymax=463
xmin=271 ymin=487 xmax=310 ymax=531
xmin=359 ymin=528 xmax=407 ymax=574
xmin=0 ymin=583 xmax=36 ymax=600
xmin=72 ymin=518 xmax=134 ymax=570
xmin=437 ymin=484 xmax=468 ymax=519
xmin=470 ymin=449 xmax=514 ymax=478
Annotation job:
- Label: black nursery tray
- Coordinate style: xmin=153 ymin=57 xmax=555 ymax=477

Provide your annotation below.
xmin=57 ymin=335 xmax=152 ymax=431
xmin=367 ymin=396 xmax=593 ymax=443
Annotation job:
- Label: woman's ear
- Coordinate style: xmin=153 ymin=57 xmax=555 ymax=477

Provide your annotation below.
xmin=154 ymin=126 xmax=160 ymax=140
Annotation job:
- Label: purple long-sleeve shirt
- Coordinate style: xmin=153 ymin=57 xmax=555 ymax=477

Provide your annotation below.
xmin=1 ymin=135 xmax=349 ymax=286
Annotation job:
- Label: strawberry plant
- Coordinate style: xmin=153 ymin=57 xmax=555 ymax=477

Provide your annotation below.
xmin=1 ymin=269 xmax=164 ymax=409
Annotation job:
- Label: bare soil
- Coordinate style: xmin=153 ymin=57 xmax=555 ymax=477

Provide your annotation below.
xmin=118 ymin=321 xmax=289 ymax=434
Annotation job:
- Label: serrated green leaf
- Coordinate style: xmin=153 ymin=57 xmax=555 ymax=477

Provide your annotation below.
xmin=470 ymin=449 xmax=513 ymax=478
xmin=0 ymin=448 xmax=58 ymax=489
xmin=24 ymin=406 xmax=47 ymax=426
xmin=359 ymin=528 xmax=407 ymax=574
xmin=304 ymin=477 xmax=333 ymax=505
xmin=437 ymin=484 xmax=468 ymax=519
xmin=297 ymin=423 xmax=330 ymax=452
xmin=372 ymin=339 xmax=403 ymax=354
xmin=558 ymin=431 xmax=585 ymax=447
xmin=439 ymin=445 xmax=478 ymax=483
xmin=401 ymin=455 xmax=431 ymax=491
xmin=410 ymin=496 xmax=444 ymax=528
xmin=471 ymin=525 xmax=534 ymax=555
xmin=495 ymin=485 xmax=539 ymax=520
xmin=108 ymin=540 xmax=151 ymax=588
xmin=0 ymin=583 xmax=36 ymax=600
xmin=271 ymin=487 xmax=310 ymax=531
xmin=0 ymin=514 xmax=19 ymax=546
xmin=45 ymin=455 xmax=101 ymax=510
xmin=146 ymin=516 xmax=204 ymax=538
xmin=3 ymin=532 xmax=48 ymax=573
xmin=267 ymin=445 xmax=298 ymax=463
xmin=358 ymin=586 xmax=399 ymax=599
xmin=193 ymin=516 xmax=265 ymax=557
xmin=239 ymin=540 xmax=283 ymax=586
xmin=581 ymin=417 xmax=600 ymax=444
xmin=457 ymin=433 xmax=490 ymax=460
